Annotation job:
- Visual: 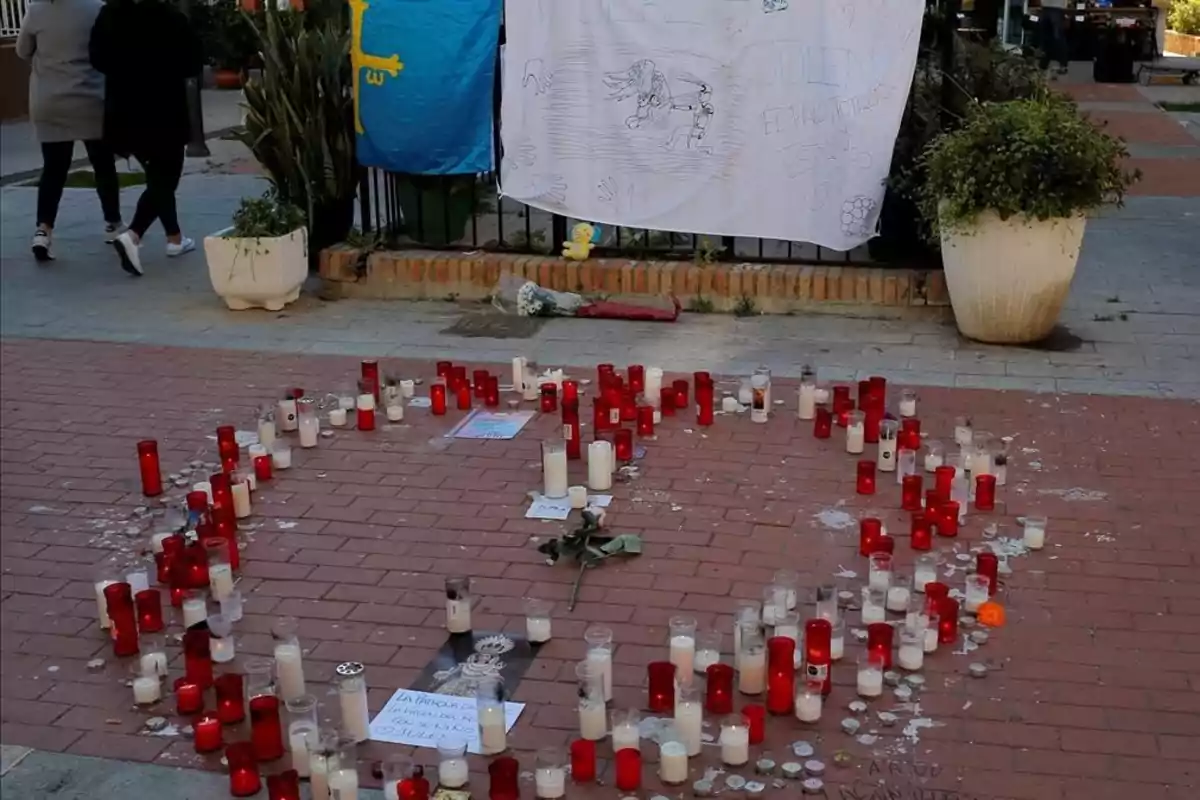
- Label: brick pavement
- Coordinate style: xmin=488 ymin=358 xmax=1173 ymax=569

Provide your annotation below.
xmin=2 ymin=338 xmax=1199 ymax=800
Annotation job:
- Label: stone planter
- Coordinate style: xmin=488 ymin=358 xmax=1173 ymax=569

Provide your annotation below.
xmin=204 ymin=227 xmax=308 ymax=311
xmin=939 ymin=211 xmax=1086 ymax=344
xmin=1165 ymin=30 xmax=1200 ymax=58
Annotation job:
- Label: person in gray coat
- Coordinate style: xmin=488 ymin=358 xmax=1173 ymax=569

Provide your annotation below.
xmin=17 ymin=0 xmax=124 ymax=262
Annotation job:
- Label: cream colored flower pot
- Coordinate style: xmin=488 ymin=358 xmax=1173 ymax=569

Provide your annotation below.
xmin=204 ymin=227 xmax=308 ymax=311
xmin=939 ymin=211 xmax=1086 ymax=344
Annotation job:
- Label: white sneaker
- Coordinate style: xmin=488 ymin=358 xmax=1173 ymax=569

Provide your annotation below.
xmin=113 ymin=231 xmax=144 ymax=276
xmin=31 ymin=230 xmax=55 ymax=262
xmin=166 ymin=237 xmax=196 ymax=258
xmin=104 ymin=222 xmax=127 ymax=243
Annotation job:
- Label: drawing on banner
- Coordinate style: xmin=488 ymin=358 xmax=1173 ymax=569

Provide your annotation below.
xmin=531 ymin=174 xmax=568 ymax=205
xmin=507 ymin=139 xmax=538 ymax=171
xmin=762 ymin=0 xmax=789 ymax=12
xmin=523 ymin=59 xmax=554 ymax=94
xmin=663 ymin=76 xmax=715 ymax=153
xmin=841 ymin=195 xmax=878 ymax=238
xmin=605 ymin=60 xmax=715 ymax=153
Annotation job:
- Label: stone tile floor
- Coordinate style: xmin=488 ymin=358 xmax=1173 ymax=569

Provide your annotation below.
xmin=1 ymin=339 xmax=1198 ymax=800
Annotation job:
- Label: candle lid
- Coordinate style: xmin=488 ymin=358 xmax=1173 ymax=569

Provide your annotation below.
xmin=336 ymin=661 xmax=366 ymax=678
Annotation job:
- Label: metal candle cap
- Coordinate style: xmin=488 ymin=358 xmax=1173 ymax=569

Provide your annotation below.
xmin=335 ymin=661 xmax=365 ymax=678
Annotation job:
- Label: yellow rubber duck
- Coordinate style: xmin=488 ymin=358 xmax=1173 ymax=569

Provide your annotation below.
xmin=562 ymin=222 xmax=600 ymax=260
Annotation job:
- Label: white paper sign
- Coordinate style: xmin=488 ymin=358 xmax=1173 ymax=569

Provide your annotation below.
xmin=500 ymin=0 xmax=924 ymax=250
xmin=369 ymin=689 xmax=525 ymax=754
xmin=526 ymin=493 xmax=613 ymax=520
xmin=448 ymin=410 xmax=537 ymax=440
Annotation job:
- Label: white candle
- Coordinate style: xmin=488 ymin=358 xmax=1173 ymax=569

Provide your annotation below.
xmin=857 ymin=669 xmax=883 ymax=697
xmin=924 ymin=451 xmax=943 ymax=472
xmin=298 ymin=415 xmax=319 ymax=448
xmin=278 ymin=398 xmax=298 ymax=432
xmin=814 ymin=387 xmax=830 ymax=404
xmin=133 ymin=675 xmax=161 ymax=705
xmin=542 ymin=444 xmax=568 ymax=499
xmin=310 ymin=752 xmax=330 ymax=800
xmin=878 ymin=437 xmax=898 ymax=472
xmin=478 ymin=704 xmax=507 ymax=754
xmin=797 ymin=384 xmax=816 ymax=420
xmin=886 ymin=586 xmax=911 ymax=613
xmin=898 ymin=644 xmax=924 ymax=671
xmin=586 ymin=647 xmax=613 ymax=702
xmin=1024 ymin=518 xmax=1046 ymax=550
xmin=831 ymin=632 xmax=844 ymax=660
xmin=182 ymin=596 xmax=207 ymax=628
xmin=386 ymin=404 xmax=404 ymax=422
xmin=512 ymin=357 xmax=526 ymax=393
xmin=275 ymin=642 xmax=307 ymax=701
xmin=446 ymin=598 xmax=471 ymax=634
xmin=862 ymin=601 xmax=886 ymax=625
xmin=965 ymin=579 xmax=989 ymax=613
xmin=220 ymin=590 xmax=243 ymax=622
xmin=139 ymin=651 xmax=168 ymax=678
xmin=645 ymin=368 xmax=664 ymax=406
xmin=209 ymin=563 xmax=234 ymax=601
xmin=328 ymin=767 xmax=359 ymax=800
xmin=231 ymin=481 xmax=251 ymax=519
xmin=612 ymin=720 xmax=639 ymax=752
xmin=694 ymin=648 xmax=720 ymax=674
xmin=150 ymin=532 xmax=173 ymax=553
xmin=193 ymin=481 xmax=213 ymax=503
xmin=438 ymin=757 xmax=469 ymax=788
xmin=289 ymin=723 xmax=316 ymax=778
xmin=568 ymin=485 xmax=587 ymax=509
xmin=536 ymin=766 xmax=566 ymax=799
xmin=93 ymin=579 xmax=116 ymax=629
xmin=243 ymin=470 xmax=257 ymax=492
xmin=900 ymin=397 xmax=917 ymax=417
xmin=869 ymin=567 xmax=891 ymax=592
xmin=722 ymin=396 xmax=740 ymax=413
xmin=396 ymin=380 xmax=413 ymax=398
xmin=923 ymin=627 xmax=939 ymax=653
xmin=526 ymin=617 xmax=552 ymax=643
xmin=340 ymin=681 xmax=370 ymax=744
xmin=675 ymin=700 xmax=703 ymax=756
xmin=737 ymin=384 xmax=753 ymax=406
xmin=846 ymin=421 xmax=865 ymax=454
xmin=329 ymin=408 xmax=347 ymax=427
xmin=720 ymin=725 xmax=750 ymax=766
xmin=796 ymin=691 xmax=822 ymax=722
xmin=272 ymin=444 xmax=292 ymax=470
xmin=258 ymin=418 xmax=276 ymax=448
xmin=915 ymin=565 xmax=938 ymax=592
xmin=579 ymin=700 xmax=607 ymax=740
xmin=125 ymin=570 xmax=149 ymax=594
xmin=659 ymin=740 xmax=690 ymax=784
xmin=669 ymin=635 xmax=695 ymax=680
xmin=211 ymin=635 xmax=236 ymax=663
xmin=587 ymin=441 xmax=613 ymax=491
xmin=738 ymin=649 xmax=766 ymax=694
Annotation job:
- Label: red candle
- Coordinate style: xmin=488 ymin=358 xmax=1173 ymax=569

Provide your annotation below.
xmin=216 ymin=425 xmax=239 ymax=464
xmin=705 ymin=663 xmax=734 ymax=713
xmin=938 ymin=501 xmax=960 ymax=537
xmin=804 ymin=618 xmax=832 ymax=696
xmin=135 ymin=588 xmax=164 ymax=633
xmin=924 ymin=582 xmax=949 ymax=616
xmin=976 ymin=552 xmax=999 ymax=595
xmin=562 ymin=400 xmax=581 ymax=460
xmin=562 ymin=380 xmax=578 ymax=404
xmin=456 ymin=381 xmax=472 ymax=411
xmin=253 ymin=454 xmax=273 ymax=483
xmin=362 ymin=359 xmax=381 ymax=401
xmin=934 ymin=465 xmax=956 ymax=498
xmin=869 ymin=534 xmax=895 ymax=555
xmin=403 ymin=768 xmax=431 ymax=800
xmin=214 ymin=519 xmax=239 ymax=571
xmin=597 ymin=363 xmax=615 ymax=384
xmin=430 ymin=382 xmax=447 ymax=416
xmin=104 ymin=582 xmax=139 ymax=657
xmin=157 ymin=535 xmax=182 ymax=584
xmin=436 ymin=361 xmax=453 ymax=381
xmin=570 ymin=739 xmax=596 ymax=783
xmin=693 ymin=371 xmax=711 ymax=387
xmin=636 ymin=405 xmax=655 ymax=437
xmin=813 ymin=406 xmax=832 ymax=439
xmin=696 ymin=381 xmax=715 ymax=426
xmin=193 ymin=711 xmax=223 ymax=753
xmin=592 ymin=397 xmax=610 ymax=433
xmin=185 ymin=490 xmax=209 ymax=516
xmin=900 ymin=418 xmax=921 ymax=451
xmin=619 ymin=389 xmax=637 ymax=422
xmin=489 ymin=756 xmax=520 ymax=800
xmin=615 ymin=748 xmax=641 ymax=792
xmin=249 ymin=693 xmax=285 ymax=761
xmin=357 ymin=393 xmax=377 ymax=431
xmin=832 ymin=385 xmax=852 ymax=414
xmin=867 ymin=622 xmax=894 ymax=670
xmin=175 ymin=677 xmax=204 ymax=715
xmin=290 ymin=387 xmax=305 ymax=400
xmin=614 ymin=429 xmax=634 ymax=462
xmin=864 ymin=408 xmax=883 ymax=444
xmin=672 ymin=379 xmax=689 ymax=409
xmin=856 ymin=461 xmax=876 ymax=495
xmin=451 ymin=366 xmax=468 ymax=394
xmin=226 ymin=742 xmax=261 ymax=798
xmin=183 ymin=539 xmax=211 ymax=589
xmin=857 ymin=379 xmax=872 ymax=410
xmin=858 ymin=518 xmax=881 ymax=556
xmin=869 ymin=375 xmax=887 ymax=405
xmin=939 ymin=598 xmax=960 ymax=644
xmin=137 ymin=440 xmax=163 ymax=497
xmin=210 ymin=472 xmax=234 ymax=525
xmin=975 ymin=474 xmax=997 ymax=511
xmin=743 ymin=703 xmax=767 ymax=743
xmin=646 ymin=661 xmax=675 ymax=712
xmin=183 ymin=628 xmax=213 ymax=688
xmin=766 ymin=637 xmax=795 ymax=715
xmin=910 ymin=512 xmax=933 ymax=551
xmin=473 ymin=369 xmax=490 ymax=398
xmin=214 ymin=673 xmax=246 ymax=724
xmin=925 ymin=488 xmax=944 ymax=514
xmin=539 ymin=383 xmax=557 ymax=413
xmin=267 ymin=769 xmax=302 ymax=800
xmin=659 ymin=386 xmax=675 ymax=415
xmin=485 ymin=375 xmax=500 ymax=408
xmin=627 ymin=365 xmax=645 ymax=394
xmin=901 ymin=475 xmax=923 ymax=511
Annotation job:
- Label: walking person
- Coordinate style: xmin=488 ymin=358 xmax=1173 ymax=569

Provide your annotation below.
xmin=16 ymin=0 xmax=124 ymax=263
xmin=89 ymin=0 xmax=204 ymax=276
xmin=1038 ymin=0 xmax=1070 ymax=76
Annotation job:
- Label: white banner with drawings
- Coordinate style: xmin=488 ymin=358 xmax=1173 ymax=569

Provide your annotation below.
xmin=500 ymin=0 xmax=924 ymax=251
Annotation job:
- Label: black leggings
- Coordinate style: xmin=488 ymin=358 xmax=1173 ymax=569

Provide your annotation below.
xmin=130 ymin=145 xmax=186 ymax=239
xmin=37 ymin=140 xmax=122 ymax=228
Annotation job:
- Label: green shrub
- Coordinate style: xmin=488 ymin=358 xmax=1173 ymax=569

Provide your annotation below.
xmin=229 ymin=193 xmax=306 ymax=239
xmin=917 ymin=97 xmax=1138 ymax=237
xmin=1168 ymin=0 xmax=1200 ymax=35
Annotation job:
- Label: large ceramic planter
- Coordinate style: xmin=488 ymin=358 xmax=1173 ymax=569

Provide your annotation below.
xmin=939 ymin=211 xmax=1086 ymax=344
xmin=204 ymin=227 xmax=308 ymax=311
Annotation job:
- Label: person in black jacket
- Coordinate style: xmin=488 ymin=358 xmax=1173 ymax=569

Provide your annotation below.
xmin=90 ymin=0 xmax=204 ymax=276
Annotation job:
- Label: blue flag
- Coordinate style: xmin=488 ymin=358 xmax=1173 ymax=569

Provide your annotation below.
xmin=352 ymin=0 xmax=501 ymax=175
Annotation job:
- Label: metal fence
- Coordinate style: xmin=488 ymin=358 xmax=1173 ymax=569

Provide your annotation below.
xmin=1 ymin=0 xmax=28 ymax=37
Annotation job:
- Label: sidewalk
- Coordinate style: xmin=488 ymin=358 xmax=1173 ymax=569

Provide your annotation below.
xmin=0 ymin=339 xmax=1197 ymax=800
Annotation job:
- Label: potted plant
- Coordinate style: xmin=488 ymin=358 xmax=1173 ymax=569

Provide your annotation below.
xmin=199 ymin=0 xmax=259 ymax=89
xmin=917 ymin=96 xmax=1137 ymax=344
xmin=204 ymin=193 xmax=308 ymax=311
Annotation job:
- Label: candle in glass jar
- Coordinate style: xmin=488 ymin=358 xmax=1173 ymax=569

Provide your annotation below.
xmin=1024 ymin=516 xmax=1047 ymax=550
xmin=797 ymin=380 xmax=817 ymax=421
xmin=868 ymin=552 xmax=892 ymax=591
xmin=230 ymin=479 xmax=251 ymax=519
xmin=584 ymin=626 xmax=613 ymax=702
xmin=271 ymin=443 xmax=292 ymax=470
xmin=924 ymin=442 xmax=944 ymax=472
xmin=439 ymin=752 xmax=469 ymax=788
xmin=658 ymin=737 xmax=689 ymax=784
xmin=133 ymin=675 xmax=161 ymax=704
xmin=258 ymin=416 xmax=277 ymax=449
xmin=140 ymin=649 xmax=168 ymax=678
xmin=587 ymin=441 xmax=613 ymax=491
xmin=898 ymin=629 xmax=924 ymax=671
xmin=298 ymin=406 xmax=319 ymax=449
xmin=738 ymin=646 xmax=766 ymax=695
xmin=209 ymin=562 xmax=234 ymax=600
xmin=536 ymin=765 xmax=566 ymax=799
xmin=329 ymin=407 xmax=347 ymax=427
xmin=289 ymin=723 xmax=316 ymax=778
xmin=861 ymin=587 xmax=886 ymax=624
xmin=525 ymin=600 xmax=552 ymax=643
xmin=923 ymin=622 xmax=940 ymax=653
xmin=278 ymin=396 xmax=298 ymax=432
xmin=93 ymin=578 xmax=116 ymax=629
xmin=578 ymin=697 xmax=607 ymax=740
xmin=795 ymin=682 xmax=822 ymax=723
xmin=846 ymin=412 xmax=865 ymax=454
xmin=612 ymin=714 xmax=640 ymax=752
xmin=275 ymin=643 xmax=306 ymax=702
xmin=719 ymin=719 xmax=750 ymax=766
xmin=194 ymin=713 xmax=223 ymax=753
xmin=675 ymin=693 xmax=703 ymax=756
xmin=328 ymin=766 xmax=358 ymax=800
xmin=478 ymin=703 xmax=506 ymax=754
xmin=856 ymin=655 xmax=884 ymax=698
xmin=446 ymin=586 xmax=471 ymax=634
xmin=669 ymin=616 xmax=697 ymax=681
xmin=182 ymin=593 xmax=207 ymax=628
xmin=899 ymin=389 xmax=917 ymax=417
xmin=964 ymin=573 xmax=990 ymax=612
xmin=542 ymin=440 xmax=569 ymax=499
xmin=887 ymin=584 xmax=911 ymax=613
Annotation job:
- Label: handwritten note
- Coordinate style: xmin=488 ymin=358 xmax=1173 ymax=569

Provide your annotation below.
xmin=448 ymin=410 xmax=536 ymax=440
xmin=369 ymin=690 xmax=525 ymax=753
xmin=525 ymin=493 xmax=613 ymax=520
